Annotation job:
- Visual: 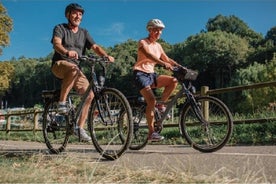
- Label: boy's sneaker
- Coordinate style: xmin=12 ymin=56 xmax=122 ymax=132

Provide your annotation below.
xmin=148 ymin=132 xmax=164 ymax=142
xmin=156 ymin=103 xmax=166 ymax=112
xmin=156 ymin=103 xmax=171 ymax=119
xmin=74 ymin=127 xmax=92 ymax=142
xmin=58 ymin=102 xmax=68 ymax=114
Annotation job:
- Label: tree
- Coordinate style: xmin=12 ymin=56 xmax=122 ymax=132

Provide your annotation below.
xmin=7 ymin=58 xmax=39 ymax=107
xmin=206 ymin=14 xmax=263 ymax=48
xmin=174 ymin=31 xmax=250 ymax=89
xmin=0 ymin=62 xmax=14 ymax=94
xmin=230 ymin=58 xmax=276 ymax=113
xmin=0 ymin=62 xmax=14 ymax=107
xmin=0 ymin=3 xmax=13 ymax=56
xmin=103 ymin=39 xmax=138 ymax=95
xmin=265 ymin=26 xmax=276 ymax=47
xmin=264 ymin=26 xmax=276 ymax=59
xmin=247 ymin=26 xmax=276 ymax=64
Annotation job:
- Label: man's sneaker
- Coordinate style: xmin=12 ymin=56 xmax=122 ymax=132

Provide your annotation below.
xmin=148 ymin=132 xmax=164 ymax=142
xmin=74 ymin=128 xmax=92 ymax=142
xmin=58 ymin=102 xmax=68 ymax=114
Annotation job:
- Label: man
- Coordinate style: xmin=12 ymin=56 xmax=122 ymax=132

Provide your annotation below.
xmin=51 ymin=3 xmax=114 ymax=141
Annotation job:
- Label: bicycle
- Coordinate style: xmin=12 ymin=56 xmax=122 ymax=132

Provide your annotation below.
xmin=129 ymin=66 xmax=233 ymax=152
xmin=42 ymin=54 xmax=133 ymax=160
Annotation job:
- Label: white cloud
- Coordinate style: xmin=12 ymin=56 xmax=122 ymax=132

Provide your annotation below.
xmin=95 ymin=22 xmax=133 ymax=45
xmin=100 ymin=22 xmax=125 ymax=36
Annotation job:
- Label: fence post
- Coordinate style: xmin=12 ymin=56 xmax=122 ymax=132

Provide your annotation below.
xmin=201 ymin=86 xmax=209 ymax=96
xmin=6 ymin=114 xmax=11 ymax=135
xmin=33 ymin=110 xmax=39 ymax=134
xmin=201 ymin=86 xmax=209 ymax=120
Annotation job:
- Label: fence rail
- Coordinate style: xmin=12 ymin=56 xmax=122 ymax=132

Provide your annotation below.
xmin=200 ymin=81 xmax=276 ymax=95
xmin=0 ymin=81 xmax=275 ymax=133
xmin=0 ymin=110 xmax=43 ymax=133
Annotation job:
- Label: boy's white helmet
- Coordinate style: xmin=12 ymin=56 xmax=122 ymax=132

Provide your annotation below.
xmin=146 ymin=19 xmax=165 ymax=30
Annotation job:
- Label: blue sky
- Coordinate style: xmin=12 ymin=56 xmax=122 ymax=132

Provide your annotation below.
xmin=1 ymin=0 xmax=276 ymax=61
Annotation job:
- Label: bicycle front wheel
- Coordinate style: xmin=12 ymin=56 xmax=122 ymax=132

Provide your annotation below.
xmin=179 ymin=96 xmax=233 ymax=153
xmin=88 ymin=88 xmax=133 ymax=160
xmin=42 ymin=99 xmax=70 ymax=154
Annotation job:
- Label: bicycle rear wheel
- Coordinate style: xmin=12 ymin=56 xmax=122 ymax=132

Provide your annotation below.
xmin=179 ymin=96 xmax=233 ymax=152
xmin=129 ymin=106 xmax=148 ymax=150
xmin=42 ymin=99 xmax=70 ymax=154
xmin=88 ymin=88 xmax=133 ymax=160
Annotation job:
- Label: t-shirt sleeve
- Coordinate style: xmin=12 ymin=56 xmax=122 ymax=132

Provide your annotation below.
xmin=84 ymin=29 xmax=96 ymax=49
xmin=51 ymin=24 xmax=64 ymax=44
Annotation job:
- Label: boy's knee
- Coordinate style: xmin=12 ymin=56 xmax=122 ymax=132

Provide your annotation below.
xmin=87 ymin=92 xmax=94 ymax=102
xmin=172 ymin=77 xmax=178 ymax=83
xmin=171 ymin=77 xmax=178 ymax=87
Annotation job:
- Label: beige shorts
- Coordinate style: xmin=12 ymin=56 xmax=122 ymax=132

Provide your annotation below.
xmin=52 ymin=60 xmax=89 ymax=94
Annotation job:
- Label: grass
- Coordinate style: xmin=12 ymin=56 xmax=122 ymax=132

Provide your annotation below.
xmin=0 ymin=112 xmax=275 ymax=183
xmin=1 ymin=119 xmax=275 ymax=145
xmin=0 ymin=152 xmax=269 ymax=183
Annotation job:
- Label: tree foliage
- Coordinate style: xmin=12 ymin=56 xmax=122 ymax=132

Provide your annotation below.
xmin=265 ymin=26 xmax=276 ymax=46
xmin=230 ymin=58 xmax=276 ymax=113
xmin=0 ymin=62 xmax=14 ymax=96
xmin=173 ymin=31 xmax=250 ymax=89
xmin=0 ymin=13 xmax=275 ymax=115
xmin=247 ymin=27 xmax=276 ymax=65
xmin=206 ymin=14 xmax=263 ymax=47
xmin=6 ymin=58 xmax=54 ymax=107
xmin=0 ymin=3 xmax=13 ymax=56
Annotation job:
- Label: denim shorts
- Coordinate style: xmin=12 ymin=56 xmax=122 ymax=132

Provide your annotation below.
xmin=133 ymin=70 xmax=158 ymax=90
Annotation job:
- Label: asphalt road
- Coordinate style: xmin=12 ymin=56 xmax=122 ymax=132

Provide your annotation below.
xmin=0 ymin=140 xmax=275 ymax=183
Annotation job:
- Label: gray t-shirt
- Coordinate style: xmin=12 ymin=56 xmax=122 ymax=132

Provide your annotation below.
xmin=51 ymin=23 xmax=96 ymax=65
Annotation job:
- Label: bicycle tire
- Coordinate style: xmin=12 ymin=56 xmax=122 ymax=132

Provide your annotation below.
xmin=179 ymin=96 xmax=233 ymax=153
xmin=129 ymin=106 xmax=148 ymax=150
xmin=42 ymin=98 xmax=70 ymax=154
xmin=88 ymin=88 xmax=133 ymax=160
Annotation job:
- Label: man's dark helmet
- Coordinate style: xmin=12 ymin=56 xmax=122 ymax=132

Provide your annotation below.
xmin=65 ymin=3 xmax=84 ymax=17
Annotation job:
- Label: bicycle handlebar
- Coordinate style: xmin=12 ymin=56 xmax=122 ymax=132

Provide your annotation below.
xmin=78 ymin=54 xmax=110 ymax=64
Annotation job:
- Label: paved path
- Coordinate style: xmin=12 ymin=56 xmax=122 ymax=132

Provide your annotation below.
xmin=0 ymin=140 xmax=275 ymax=182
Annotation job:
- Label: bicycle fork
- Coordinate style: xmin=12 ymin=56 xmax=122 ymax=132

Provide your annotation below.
xmin=190 ymin=96 xmax=209 ymax=123
xmin=95 ymin=94 xmax=115 ymax=126
xmin=188 ymin=95 xmax=214 ymax=143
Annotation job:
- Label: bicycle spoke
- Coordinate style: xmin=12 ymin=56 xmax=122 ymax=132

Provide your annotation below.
xmin=88 ymin=88 xmax=133 ymax=160
xmin=180 ymin=96 xmax=233 ymax=152
xmin=129 ymin=106 xmax=148 ymax=150
xmin=42 ymin=100 xmax=69 ymax=154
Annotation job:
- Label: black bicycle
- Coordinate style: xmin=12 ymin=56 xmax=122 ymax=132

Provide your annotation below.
xmin=128 ymin=66 xmax=233 ymax=152
xmin=42 ymin=54 xmax=133 ymax=160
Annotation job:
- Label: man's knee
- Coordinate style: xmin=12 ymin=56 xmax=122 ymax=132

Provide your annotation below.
xmin=74 ymin=73 xmax=90 ymax=94
xmin=69 ymin=66 xmax=80 ymax=76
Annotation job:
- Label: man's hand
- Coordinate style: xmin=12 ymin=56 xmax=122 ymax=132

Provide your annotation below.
xmin=67 ymin=50 xmax=79 ymax=59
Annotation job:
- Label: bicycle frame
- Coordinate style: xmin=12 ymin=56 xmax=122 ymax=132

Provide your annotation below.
xmin=155 ymin=81 xmax=194 ymax=123
xmin=42 ymin=55 xmax=134 ymax=159
xmin=130 ymin=66 xmax=233 ymax=152
xmin=69 ymin=73 xmax=96 ymax=123
xmin=68 ymin=57 xmax=108 ymax=125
